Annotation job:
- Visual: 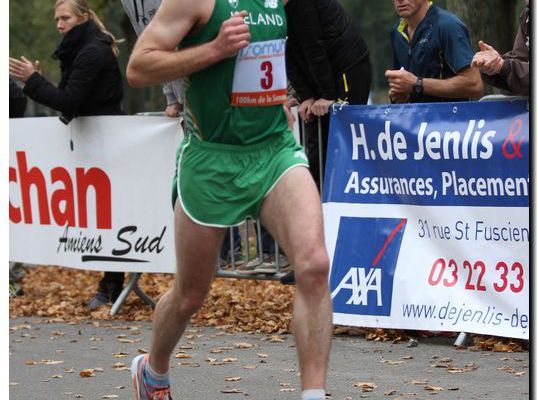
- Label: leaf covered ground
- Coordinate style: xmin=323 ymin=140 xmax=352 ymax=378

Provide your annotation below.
xmin=9 ymin=266 xmax=527 ymax=352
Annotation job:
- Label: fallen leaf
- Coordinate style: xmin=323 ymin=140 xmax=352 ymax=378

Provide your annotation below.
xmin=220 ymin=388 xmax=243 ymax=394
xmin=353 ymin=382 xmax=378 ymax=392
xmin=408 ymin=380 xmax=428 ymax=385
xmin=424 ymin=386 xmax=444 ymax=391
xmin=174 ymin=353 xmax=193 ymax=359
xmin=79 ymin=369 xmax=95 ymax=378
xmin=234 ymin=342 xmax=254 ymax=349
xmin=43 ymin=359 xmax=64 ymax=365
xmin=118 ymin=338 xmax=141 ymax=344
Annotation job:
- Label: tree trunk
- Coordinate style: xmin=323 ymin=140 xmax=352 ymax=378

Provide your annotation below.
xmin=495 ymin=0 xmax=517 ymax=54
xmin=446 ymin=0 xmax=495 ymax=51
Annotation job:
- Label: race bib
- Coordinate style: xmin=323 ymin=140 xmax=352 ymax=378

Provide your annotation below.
xmin=231 ymin=39 xmax=287 ymax=107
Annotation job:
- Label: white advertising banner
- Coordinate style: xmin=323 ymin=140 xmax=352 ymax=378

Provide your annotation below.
xmin=10 ymin=116 xmax=182 ymax=273
xmin=323 ymin=101 xmax=529 ymax=339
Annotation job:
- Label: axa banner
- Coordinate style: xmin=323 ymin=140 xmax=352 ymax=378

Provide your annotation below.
xmin=10 ymin=116 xmax=182 ymax=273
xmin=323 ymin=100 xmax=529 ymax=339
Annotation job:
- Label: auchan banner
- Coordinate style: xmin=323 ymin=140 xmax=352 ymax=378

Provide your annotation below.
xmin=9 ymin=116 xmax=182 ymax=273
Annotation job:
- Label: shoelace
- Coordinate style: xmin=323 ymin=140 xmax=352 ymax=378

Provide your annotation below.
xmin=151 ymin=387 xmax=172 ymax=400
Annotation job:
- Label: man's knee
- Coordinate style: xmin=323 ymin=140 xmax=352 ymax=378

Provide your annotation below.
xmin=169 ymin=285 xmax=207 ymax=316
xmin=294 ymin=247 xmax=330 ymax=287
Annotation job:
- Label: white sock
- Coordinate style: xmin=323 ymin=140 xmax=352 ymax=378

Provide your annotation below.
xmin=301 ymin=388 xmax=325 ymax=400
xmin=144 ymin=360 xmax=170 ymax=387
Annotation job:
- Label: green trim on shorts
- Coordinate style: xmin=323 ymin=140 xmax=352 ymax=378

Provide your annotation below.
xmin=171 ymin=131 xmax=309 ymax=227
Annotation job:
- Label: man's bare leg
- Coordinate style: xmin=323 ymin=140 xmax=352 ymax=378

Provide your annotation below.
xmin=149 ymin=202 xmax=226 ymax=373
xmin=259 ymin=166 xmax=332 ymax=390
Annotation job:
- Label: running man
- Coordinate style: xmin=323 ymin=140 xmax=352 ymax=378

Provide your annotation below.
xmin=126 ymin=0 xmax=332 ymax=399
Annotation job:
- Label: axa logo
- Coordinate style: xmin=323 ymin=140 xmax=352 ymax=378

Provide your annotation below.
xmin=329 ymin=217 xmax=406 ymax=316
xmin=228 ymin=0 xmax=238 ymax=8
xmin=264 ymin=0 xmax=278 ymax=9
xmin=331 ymin=267 xmax=383 ymax=306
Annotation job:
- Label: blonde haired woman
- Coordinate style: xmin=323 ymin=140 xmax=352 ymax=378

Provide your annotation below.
xmin=10 ymin=0 xmax=125 ymax=309
xmin=10 ymin=0 xmax=124 ymax=123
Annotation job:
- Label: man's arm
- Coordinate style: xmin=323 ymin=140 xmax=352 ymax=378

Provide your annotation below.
xmin=127 ymin=0 xmax=250 ymax=87
xmin=422 ymin=66 xmax=482 ymax=99
xmin=385 ymin=66 xmax=482 ymax=101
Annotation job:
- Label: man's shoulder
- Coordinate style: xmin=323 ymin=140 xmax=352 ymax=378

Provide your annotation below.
xmin=389 ymin=19 xmax=404 ymax=38
xmin=430 ymin=5 xmax=468 ymax=30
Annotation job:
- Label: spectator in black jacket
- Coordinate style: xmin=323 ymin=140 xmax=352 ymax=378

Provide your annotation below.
xmin=285 ymin=0 xmax=371 ymax=190
xmin=10 ymin=0 xmax=123 ymax=124
xmin=10 ymin=0 xmax=125 ymax=310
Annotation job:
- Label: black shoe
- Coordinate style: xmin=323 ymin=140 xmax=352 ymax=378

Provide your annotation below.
xmin=88 ymin=282 xmax=123 ymax=310
xmin=280 ymin=270 xmax=295 ymax=285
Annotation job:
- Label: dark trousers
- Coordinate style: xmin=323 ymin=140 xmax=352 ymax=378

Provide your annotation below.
xmin=100 ymin=271 xmax=124 ymax=286
xmin=305 ymin=57 xmax=372 ymax=191
xmin=220 ymin=227 xmax=242 ymax=259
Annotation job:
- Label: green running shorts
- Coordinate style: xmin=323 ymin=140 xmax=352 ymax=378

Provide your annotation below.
xmin=171 ymin=130 xmax=309 ymax=227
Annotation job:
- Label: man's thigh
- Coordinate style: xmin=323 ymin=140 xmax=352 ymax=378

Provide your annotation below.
xmin=173 ymin=201 xmax=226 ymax=293
xmin=259 ymin=166 xmax=326 ymax=266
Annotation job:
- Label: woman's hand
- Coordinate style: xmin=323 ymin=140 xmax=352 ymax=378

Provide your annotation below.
xmin=9 ymin=56 xmax=37 ymax=83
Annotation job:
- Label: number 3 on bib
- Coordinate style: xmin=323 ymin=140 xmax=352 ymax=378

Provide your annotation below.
xmin=232 ymin=39 xmax=287 ymax=107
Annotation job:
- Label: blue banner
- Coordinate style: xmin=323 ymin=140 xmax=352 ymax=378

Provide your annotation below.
xmin=323 ymin=101 xmax=529 ymax=207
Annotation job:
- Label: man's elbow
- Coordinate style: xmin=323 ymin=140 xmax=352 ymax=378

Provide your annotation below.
xmin=468 ymin=78 xmax=484 ymax=99
xmin=126 ymin=60 xmax=146 ymax=88
xmin=462 ymin=67 xmax=484 ymax=99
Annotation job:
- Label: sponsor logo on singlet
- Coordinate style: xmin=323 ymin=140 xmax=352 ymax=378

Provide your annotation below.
xmin=264 ymin=0 xmax=278 ymax=9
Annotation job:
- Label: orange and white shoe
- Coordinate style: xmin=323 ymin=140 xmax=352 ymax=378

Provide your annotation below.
xmin=131 ymin=354 xmax=173 ymax=400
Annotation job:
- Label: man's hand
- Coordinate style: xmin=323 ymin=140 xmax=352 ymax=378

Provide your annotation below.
xmin=389 ymin=89 xmax=410 ymax=103
xmin=9 ymin=56 xmax=37 ymax=83
xmin=165 ymin=102 xmax=183 ymax=118
xmin=298 ymin=97 xmax=315 ymax=123
xmin=310 ymin=98 xmax=335 ymax=117
xmin=213 ymin=11 xmax=251 ymax=60
xmin=385 ymin=68 xmax=417 ymax=96
xmin=472 ymin=41 xmax=504 ymax=76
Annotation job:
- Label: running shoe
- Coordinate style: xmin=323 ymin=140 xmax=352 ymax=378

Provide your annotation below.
xmin=131 ymin=354 xmax=173 ymax=400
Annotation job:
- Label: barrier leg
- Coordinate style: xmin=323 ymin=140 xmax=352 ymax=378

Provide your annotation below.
xmin=110 ymin=273 xmax=155 ymax=316
xmin=454 ymin=332 xmax=469 ymax=347
xmin=317 ymin=116 xmax=324 ymax=194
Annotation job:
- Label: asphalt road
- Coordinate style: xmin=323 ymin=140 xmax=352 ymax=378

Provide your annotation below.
xmin=9 ymin=317 xmax=529 ymax=400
